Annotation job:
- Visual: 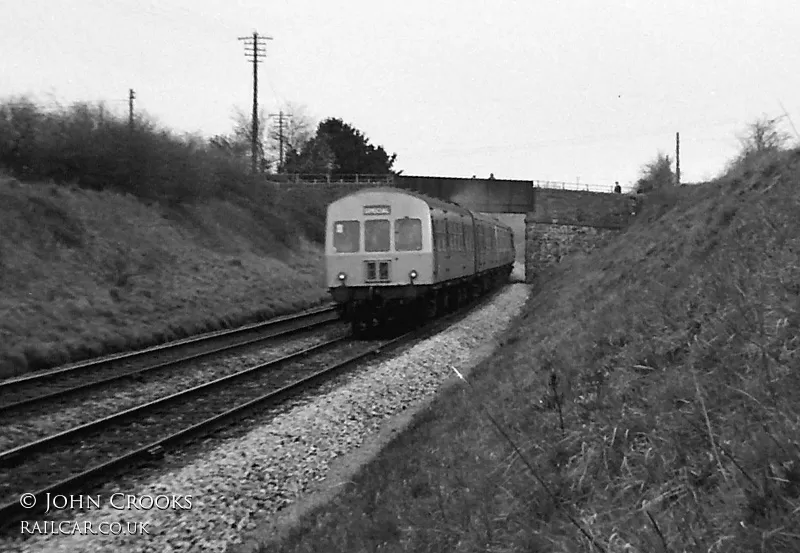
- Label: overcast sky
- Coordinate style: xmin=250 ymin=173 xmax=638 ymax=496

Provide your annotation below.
xmin=2 ymin=0 xmax=798 ymax=189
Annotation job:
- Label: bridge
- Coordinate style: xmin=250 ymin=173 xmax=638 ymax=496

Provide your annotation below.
xmin=272 ymin=173 xmax=624 ymax=194
xmin=269 ymin=174 xmax=641 ymax=284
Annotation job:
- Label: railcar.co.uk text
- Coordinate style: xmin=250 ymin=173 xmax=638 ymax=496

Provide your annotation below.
xmin=21 ymin=520 xmax=150 ymax=536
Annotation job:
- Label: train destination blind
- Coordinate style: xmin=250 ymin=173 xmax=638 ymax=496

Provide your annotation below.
xmin=363 ymin=205 xmax=391 ymax=215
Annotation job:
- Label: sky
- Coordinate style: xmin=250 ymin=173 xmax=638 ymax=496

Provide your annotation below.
xmin=2 ymin=0 xmax=799 ymax=190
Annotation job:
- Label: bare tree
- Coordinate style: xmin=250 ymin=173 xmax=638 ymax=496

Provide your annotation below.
xmin=217 ymin=106 xmax=270 ymax=169
xmin=267 ymin=102 xmax=315 ymax=172
xmin=737 ymin=114 xmax=792 ymax=156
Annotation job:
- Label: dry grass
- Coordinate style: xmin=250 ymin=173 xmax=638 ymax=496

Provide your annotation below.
xmin=257 ymin=148 xmax=800 ymax=552
xmin=0 ymin=176 xmax=328 ymax=378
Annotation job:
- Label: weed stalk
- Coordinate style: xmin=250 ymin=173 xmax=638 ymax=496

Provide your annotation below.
xmin=450 ymin=365 xmax=607 ymax=553
xmin=550 ymin=371 xmax=565 ymax=432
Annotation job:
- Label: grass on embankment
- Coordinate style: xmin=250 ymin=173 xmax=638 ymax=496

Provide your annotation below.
xmin=260 ymin=149 xmax=800 ymax=552
xmin=0 ymin=176 xmax=328 ymax=379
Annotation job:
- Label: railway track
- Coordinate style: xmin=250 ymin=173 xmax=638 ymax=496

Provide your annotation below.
xmin=0 ymin=304 xmax=340 ymax=415
xmin=0 ymin=331 xmax=409 ymax=528
xmin=0 ymin=288 xmax=503 ymax=529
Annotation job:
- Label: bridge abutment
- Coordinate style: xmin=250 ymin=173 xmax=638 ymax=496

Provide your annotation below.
xmin=524 ymin=222 xmax=618 ymax=284
xmin=524 ymin=189 xmax=640 ymax=284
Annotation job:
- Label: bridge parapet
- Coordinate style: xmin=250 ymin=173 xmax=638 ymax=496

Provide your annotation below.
xmin=530 ymin=188 xmax=639 ymax=229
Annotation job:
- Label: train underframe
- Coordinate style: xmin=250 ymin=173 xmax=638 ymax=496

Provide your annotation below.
xmin=330 ymin=265 xmax=513 ymax=337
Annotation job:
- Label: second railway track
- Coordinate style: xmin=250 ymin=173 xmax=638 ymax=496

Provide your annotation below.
xmin=0 ymin=331 xmax=408 ymax=527
xmin=0 ymin=304 xmax=340 ymax=414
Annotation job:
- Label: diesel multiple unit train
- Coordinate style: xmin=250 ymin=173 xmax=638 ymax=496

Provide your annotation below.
xmin=325 ymin=187 xmax=514 ymax=334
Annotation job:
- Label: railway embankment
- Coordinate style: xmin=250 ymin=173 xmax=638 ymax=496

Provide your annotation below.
xmin=259 ymin=148 xmax=800 ymax=552
xmin=0 ymin=176 xmax=329 ymax=379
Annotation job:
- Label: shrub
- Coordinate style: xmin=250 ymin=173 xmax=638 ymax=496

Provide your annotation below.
xmin=0 ymin=95 xmax=326 ymax=248
xmin=635 ymin=152 xmax=675 ymax=193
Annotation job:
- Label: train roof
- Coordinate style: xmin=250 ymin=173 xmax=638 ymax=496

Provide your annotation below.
xmin=338 ymin=186 xmax=472 ymax=216
xmin=336 ymin=186 xmax=512 ymax=230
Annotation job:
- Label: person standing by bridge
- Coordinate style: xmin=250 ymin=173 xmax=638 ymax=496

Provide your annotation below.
xmin=614 ymin=181 xmax=622 ymax=193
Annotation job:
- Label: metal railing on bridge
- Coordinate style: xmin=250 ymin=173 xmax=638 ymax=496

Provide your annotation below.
xmin=269 ymin=173 xmax=394 ymax=185
xmin=532 ymin=180 xmax=628 ymax=194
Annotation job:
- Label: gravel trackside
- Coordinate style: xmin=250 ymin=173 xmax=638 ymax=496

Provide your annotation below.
xmin=3 ymin=283 xmax=530 ymax=553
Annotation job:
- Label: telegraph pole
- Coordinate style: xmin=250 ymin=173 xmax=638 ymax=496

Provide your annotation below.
xmin=675 ymin=132 xmax=681 ymax=186
xmin=128 ymin=89 xmax=135 ymax=131
xmin=269 ymin=110 xmax=292 ymax=172
xmin=127 ymin=89 xmax=136 ymax=193
xmin=239 ymin=31 xmax=272 ymax=174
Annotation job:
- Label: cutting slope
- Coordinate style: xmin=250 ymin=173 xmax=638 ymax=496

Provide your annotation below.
xmin=262 ymin=149 xmax=800 ymax=552
xmin=0 ymin=177 xmax=328 ymax=378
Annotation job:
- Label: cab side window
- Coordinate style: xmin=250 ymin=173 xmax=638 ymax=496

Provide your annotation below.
xmin=395 ymin=218 xmax=422 ymax=251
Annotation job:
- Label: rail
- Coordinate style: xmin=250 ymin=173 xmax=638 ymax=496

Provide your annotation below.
xmin=0 ymin=306 xmax=340 ymax=414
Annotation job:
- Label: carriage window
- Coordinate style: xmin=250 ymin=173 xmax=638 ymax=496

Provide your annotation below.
xmin=433 ymin=219 xmax=444 ymax=250
xmin=365 ymin=219 xmax=390 ymax=252
xmin=395 ymin=218 xmax=422 ymax=251
xmin=333 ymin=220 xmax=360 ymax=253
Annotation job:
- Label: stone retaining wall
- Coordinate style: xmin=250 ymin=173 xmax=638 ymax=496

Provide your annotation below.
xmin=525 ymin=222 xmax=619 ymax=284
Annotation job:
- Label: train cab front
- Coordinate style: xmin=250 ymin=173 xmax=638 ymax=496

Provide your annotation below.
xmin=325 ymin=190 xmax=433 ymax=332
